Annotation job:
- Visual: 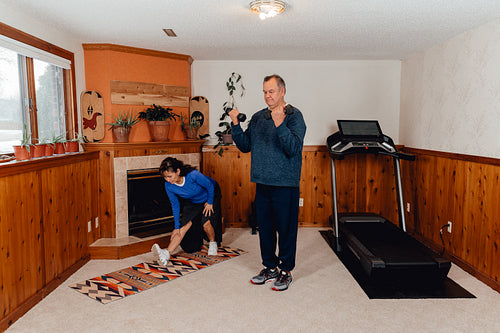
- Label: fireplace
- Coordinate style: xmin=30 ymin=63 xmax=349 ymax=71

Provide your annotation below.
xmin=112 ymin=152 xmax=200 ymax=239
xmin=127 ymin=168 xmax=176 ymax=238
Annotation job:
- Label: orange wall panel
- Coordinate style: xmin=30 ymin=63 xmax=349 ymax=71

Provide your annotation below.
xmin=83 ymin=45 xmax=191 ymax=143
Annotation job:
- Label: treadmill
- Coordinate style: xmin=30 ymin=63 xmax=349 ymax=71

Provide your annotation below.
xmin=327 ymin=120 xmax=451 ymax=285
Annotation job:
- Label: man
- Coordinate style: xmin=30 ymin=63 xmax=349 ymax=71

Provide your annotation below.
xmin=229 ymin=74 xmax=306 ymax=291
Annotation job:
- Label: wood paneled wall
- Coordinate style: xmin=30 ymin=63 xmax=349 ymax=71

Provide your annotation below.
xmin=203 ymin=145 xmax=500 ymax=292
xmin=202 ymin=146 xmax=400 ymax=228
xmin=0 ymin=153 xmax=99 ymax=331
xmin=402 ymin=148 xmax=500 ymax=290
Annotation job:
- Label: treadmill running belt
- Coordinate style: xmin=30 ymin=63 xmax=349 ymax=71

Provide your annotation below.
xmin=343 ymin=222 xmax=437 ymax=266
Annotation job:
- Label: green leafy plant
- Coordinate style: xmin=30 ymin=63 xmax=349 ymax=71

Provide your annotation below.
xmin=181 ymin=114 xmax=202 ymax=140
xmin=138 ymin=104 xmax=180 ymax=122
xmin=20 ymin=124 xmax=34 ymax=152
xmin=214 ymin=72 xmax=245 ymax=156
xmin=50 ymin=133 xmax=66 ymax=143
xmin=67 ymin=132 xmax=85 ymax=143
xmin=106 ymin=110 xmax=140 ymax=130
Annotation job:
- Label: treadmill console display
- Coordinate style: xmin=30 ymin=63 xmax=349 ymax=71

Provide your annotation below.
xmin=338 ymin=120 xmax=382 ymax=138
xmin=327 ymin=120 xmax=396 ymax=155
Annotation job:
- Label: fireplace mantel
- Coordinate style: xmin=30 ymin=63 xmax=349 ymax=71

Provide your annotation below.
xmin=83 ymin=140 xmax=205 ymax=242
xmin=84 ymin=140 xmax=205 ymax=156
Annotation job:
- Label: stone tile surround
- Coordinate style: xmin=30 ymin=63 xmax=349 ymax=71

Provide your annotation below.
xmin=113 ymin=153 xmax=200 ymax=239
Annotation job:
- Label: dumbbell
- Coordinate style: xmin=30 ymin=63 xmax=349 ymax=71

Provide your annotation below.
xmin=224 ymin=107 xmax=247 ymax=122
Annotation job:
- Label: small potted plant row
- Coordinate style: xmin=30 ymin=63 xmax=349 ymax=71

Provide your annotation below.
xmin=13 ymin=125 xmax=83 ymax=161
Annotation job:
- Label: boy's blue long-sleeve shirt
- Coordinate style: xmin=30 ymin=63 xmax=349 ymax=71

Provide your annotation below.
xmin=231 ymin=106 xmax=306 ymax=187
xmin=164 ymin=170 xmax=216 ymax=229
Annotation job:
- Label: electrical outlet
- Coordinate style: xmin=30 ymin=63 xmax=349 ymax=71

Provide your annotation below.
xmin=88 ymin=221 xmax=92 ymax=233
xmin=299 ymin=198 xmax=304 ymax=207
xmin=447 ymin=221 xmax=452 ymax=233
xmin=95 ymin=217 xmax=99 ymax=228
xmin=406 ymin=203 xmax=410 ymax=213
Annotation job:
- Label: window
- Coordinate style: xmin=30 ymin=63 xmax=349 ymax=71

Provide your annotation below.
xmin=0 ymin=22 xmax=77 ymax=154
xmin=0 ymin=47 xmax=23 ymax=153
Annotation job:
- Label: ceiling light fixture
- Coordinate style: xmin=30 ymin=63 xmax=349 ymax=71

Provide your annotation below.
xmin=250 ymin=0 xmax=286 ymax=20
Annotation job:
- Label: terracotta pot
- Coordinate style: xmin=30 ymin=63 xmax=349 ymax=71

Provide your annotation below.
xmin=31 ymin=144 xmax=46 ymax=158
xmin=13 ymin=145 xmax=30 ymax=161
xmin=222 ymin=134 xmax=233 ymax=144
xmin=65 ymin=141 xmax=79 ymax=152
xmin=54 ymin=142 xmax=65 ymax=154
xmin=112 ymin=127 xmax=131 ymax=143
xmin=148 ymin=120 xmax=171 ymax=142
xmin=185 ymin=127 xmax=199 ymax=140
xmin=45 ymin=144 xmax=55 ymax=156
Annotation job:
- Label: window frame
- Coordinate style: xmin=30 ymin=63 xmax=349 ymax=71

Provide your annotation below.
xmin=0 ymin=22 xmax=78 ymax=148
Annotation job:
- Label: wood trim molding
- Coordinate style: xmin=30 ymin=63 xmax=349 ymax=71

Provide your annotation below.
xmin=403 ymin=147 xmax=500 ymax=166
xmin=201 ymin=144 xmax=329 ymax=153
xmin=412 ymin=233 xmax=500 ymax=293
xmin=82 ymin=43 xmax=194 ymax=64
xmin=0 ymin=151 xmax=99 ymax=178
xmin=83 ymin=140 xmax=205 ymax=152
xmin=0 ymin=22 xmax=74 ymax=61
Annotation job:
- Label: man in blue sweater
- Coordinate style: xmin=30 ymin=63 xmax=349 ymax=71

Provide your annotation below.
xmin=229 ymin=74 xmax=306 ymax=291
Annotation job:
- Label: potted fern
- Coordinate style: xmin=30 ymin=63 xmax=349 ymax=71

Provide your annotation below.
xmin=138 ymin=104 xmax=180 ymax=141
xmin=107 ymin=110 xmax=140 ymax=143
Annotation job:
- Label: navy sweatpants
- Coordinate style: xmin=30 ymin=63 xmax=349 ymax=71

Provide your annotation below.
xmin=255 ymin=183 xmax=300 ymax=272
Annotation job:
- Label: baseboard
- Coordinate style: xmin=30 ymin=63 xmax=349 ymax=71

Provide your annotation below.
xmin=411 ymin=232 xmax=500 ymax=293
xmin=0 ymin=255 xmax=90 ymax=332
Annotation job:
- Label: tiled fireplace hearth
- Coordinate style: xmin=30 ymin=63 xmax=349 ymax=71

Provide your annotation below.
xmin=113 ymin=153 xmax=200 ymax=238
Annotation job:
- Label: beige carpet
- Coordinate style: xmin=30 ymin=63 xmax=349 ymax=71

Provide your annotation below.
xmin=7 ymin=228 xmax=500 ymax=333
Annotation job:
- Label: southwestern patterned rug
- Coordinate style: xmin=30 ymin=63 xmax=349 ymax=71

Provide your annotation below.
xmin=70 ymin=245 xmax=247 ymax=304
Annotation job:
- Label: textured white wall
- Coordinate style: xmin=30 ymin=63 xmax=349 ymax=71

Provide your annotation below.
xmin=192 ymin=60 xmax=401 ymax=145
xmin=400 ymin=18 xmax=500 ymax=158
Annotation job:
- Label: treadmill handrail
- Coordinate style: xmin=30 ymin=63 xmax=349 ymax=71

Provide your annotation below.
xmin=329 ymin=149 xmax=415 ymax=161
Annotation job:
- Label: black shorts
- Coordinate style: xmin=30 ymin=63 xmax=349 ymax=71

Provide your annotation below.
xmin=179 ymin=183 xmax=221 ymax=228
xmin=180 ymin=201 xmax=210 ymax=227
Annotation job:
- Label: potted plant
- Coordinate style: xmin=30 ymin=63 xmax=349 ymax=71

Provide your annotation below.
xmin=107 ymin=110 xmax=140 ymax=143
xmin=13 ymin=124 xmax=33 ymax=161
xmin=181 ymin=114 xmax=202 ymax=140
xmin=49 ymin=133 xmax=67 ymax=154
xmin=65 ymin=132 xmax=84 ymax=152
xmin=31 ymin=137 xmax=47 ymax=159
xmin=138 ymin=104 xmax=180 ymax=142
xmin=214 ymin=72 xmax=246 ymax=156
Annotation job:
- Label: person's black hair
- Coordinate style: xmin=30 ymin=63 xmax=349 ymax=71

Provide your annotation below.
xmin=159 ymin=157 xmax=196 ymax=177
xmin=263 ymin=74 xmax=286 ymax=93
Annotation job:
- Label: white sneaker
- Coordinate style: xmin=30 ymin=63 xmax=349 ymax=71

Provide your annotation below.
xmin=207 ymin=241 xmax=218 ymax=256
xmin=151 ymin=243 xmax=170 ymax=266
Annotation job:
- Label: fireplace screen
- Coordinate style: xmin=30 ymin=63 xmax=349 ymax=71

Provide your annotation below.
xmin=127 ymin=168 xmax=177 ymax=238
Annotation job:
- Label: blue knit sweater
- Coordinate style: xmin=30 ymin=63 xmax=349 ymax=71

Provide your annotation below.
xmin=164 ymin=170 xmax=216 ymax=229
xmin=231 ymin=106 xmax=306 ymax=187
